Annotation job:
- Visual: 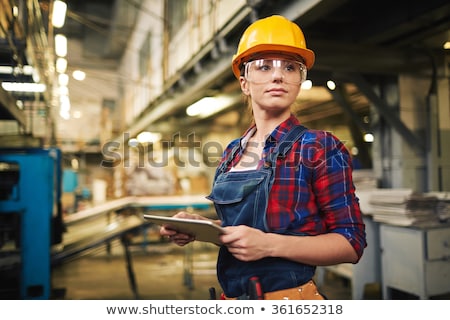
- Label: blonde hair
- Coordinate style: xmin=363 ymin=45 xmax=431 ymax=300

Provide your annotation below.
xmin=242 ymin=94 xmax=255 ymax=126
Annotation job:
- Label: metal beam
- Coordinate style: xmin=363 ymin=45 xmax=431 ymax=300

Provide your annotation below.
xmin=0 ymin=87 xmax=26 ymax=126
xmin=346 ymin=73 xmax=425 ymax=153
xmin=328 ymin=85 xmax=369 ymax=133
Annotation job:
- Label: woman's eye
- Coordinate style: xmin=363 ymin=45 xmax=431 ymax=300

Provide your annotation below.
xmin=285 ymin=64 xmax=296 ymax=72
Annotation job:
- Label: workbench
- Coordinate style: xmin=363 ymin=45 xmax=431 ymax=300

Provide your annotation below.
xmin=380 ymin=222 xmax=450 ymax=299
xmin=63 ymin=195 xmax=213 ymax=225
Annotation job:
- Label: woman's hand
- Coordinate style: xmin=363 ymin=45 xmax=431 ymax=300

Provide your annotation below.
xmin=159 ymin=211 xmax=210 ymax=246
xmin=220 ymin=225 xmax=270 ymax=261
xmin=221 ymin=227 xmax=360 ymax=265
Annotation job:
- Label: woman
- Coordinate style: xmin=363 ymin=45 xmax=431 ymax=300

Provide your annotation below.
xmin=160 ymin=15 xmax=366 ymax=300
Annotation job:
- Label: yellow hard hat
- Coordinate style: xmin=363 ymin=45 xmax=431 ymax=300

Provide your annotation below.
xmin=232 ymin=15 xmax=315 ymax=79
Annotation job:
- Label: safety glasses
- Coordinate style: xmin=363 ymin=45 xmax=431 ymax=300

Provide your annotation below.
xmin=244 ymin=59 xmax=307 ymax=85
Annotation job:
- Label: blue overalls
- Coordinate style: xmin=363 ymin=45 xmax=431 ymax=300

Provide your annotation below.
xmin=207 ymin=125 xmax=316 ymax=298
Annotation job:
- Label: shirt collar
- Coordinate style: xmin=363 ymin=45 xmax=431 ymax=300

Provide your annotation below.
xmin=267 ymin=114 xmax=301 ymax=142
xmin=239 ymin=126 xmax=257 ymax=149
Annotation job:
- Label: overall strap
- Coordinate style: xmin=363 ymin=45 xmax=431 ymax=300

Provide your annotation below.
xmin=267 ymin=125 xmax=308 ymax=164
xmin=218 ymin=141 xmax=241 ymax=173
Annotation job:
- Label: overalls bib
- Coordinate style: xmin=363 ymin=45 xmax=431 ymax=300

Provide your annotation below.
xmin=207 ymin=125 xmax=315 ymax=298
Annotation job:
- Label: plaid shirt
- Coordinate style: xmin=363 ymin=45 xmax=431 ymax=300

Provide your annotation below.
xmin=218 ymin=114 xmax=366 ymax=260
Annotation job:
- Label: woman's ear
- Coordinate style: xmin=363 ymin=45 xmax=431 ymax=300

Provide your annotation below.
xmin=240 ymin=77 xmax=250 ymax=95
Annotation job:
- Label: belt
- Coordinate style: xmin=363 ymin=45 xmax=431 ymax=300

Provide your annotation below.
xmin=222 ymin=280 xmax=325 ymax=300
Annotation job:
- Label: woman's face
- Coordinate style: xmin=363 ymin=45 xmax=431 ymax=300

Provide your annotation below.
xmin=239 ymin=53 xmax=303 ymax=114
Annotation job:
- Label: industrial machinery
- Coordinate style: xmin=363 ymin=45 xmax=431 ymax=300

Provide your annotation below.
xmin=0 ymin=147 xmax=64 ymax=299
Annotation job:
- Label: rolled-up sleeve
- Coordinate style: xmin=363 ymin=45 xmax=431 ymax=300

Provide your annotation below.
xmin=311 ymin=131 xmax=367 ymax=260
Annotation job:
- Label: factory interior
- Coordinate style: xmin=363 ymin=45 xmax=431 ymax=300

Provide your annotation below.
xmin=0 ymin=0 xmax=450 ymax=300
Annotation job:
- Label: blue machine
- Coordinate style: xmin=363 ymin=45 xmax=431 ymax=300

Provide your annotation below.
xmin=0 ymin=147 xmax=63 ymax=299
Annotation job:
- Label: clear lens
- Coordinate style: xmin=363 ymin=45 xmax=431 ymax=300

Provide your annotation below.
xmin=244 ymin=59 xmax=307 ymax=85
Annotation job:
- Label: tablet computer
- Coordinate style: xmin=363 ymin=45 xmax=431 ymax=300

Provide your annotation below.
xmin=143 ymin=214 xmax=224 ymax=245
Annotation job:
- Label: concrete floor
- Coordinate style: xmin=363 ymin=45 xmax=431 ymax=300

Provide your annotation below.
xmin=51 ymin=230 xmax=354 ymax=300
xmin=52 ymin=242 xmax=218 ymax=300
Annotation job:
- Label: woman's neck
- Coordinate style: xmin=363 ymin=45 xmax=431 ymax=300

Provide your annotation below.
xmin=252 ymin=110 xmax=291 ymax=140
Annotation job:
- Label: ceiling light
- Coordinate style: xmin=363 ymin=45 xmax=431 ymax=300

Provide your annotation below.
xmin=72 ymin=70 xmax=86 ymax=81
xmin=364 ymin=133 xmax=374 ymax=142
xmin=58 ymin=86 xmax=69 ymax=95
xmin=186 ymin=96 xmax=234 ymax=118
xmin=0 ymin=65 xmax=34 ymax=75
xmin=137 ymin=131 xmax=162 ymax=144
xmin=301 ymin=79 xmax=313 ymax=90
xmin=23 ymin=65 xmax=33 ymax=75
xmin=443 ymin=41 xmax=450 ymax=50
xmin=32 ymin=68 xmax=40 ymax=83
xmin=326 ymin=80 xmax=336 ymax=90
xmin=60 ymin=94 xmax=70 ymax=107
xmin=1 ymin=82 xmax=46 ymax=93
xmin=55 ymin=34 xmax=67 ymax=57
xmin=58 ymin=73 xmax=69 ymax=86
xmin=52 ymin=1 xmax=67 ymax=28
xmin=56 ymin=57 xmax=67 ymax=73
xmin=0 ymin=66 xmax=13 ymax=74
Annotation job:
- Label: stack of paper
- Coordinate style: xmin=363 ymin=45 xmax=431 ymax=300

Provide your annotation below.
xmin=352 ymin=169 xmax=378 ymax=190
xmin=426 ymin=192 xmax=450 ymax=222
xmin=368 ymin=189 xmax=441 ymax=226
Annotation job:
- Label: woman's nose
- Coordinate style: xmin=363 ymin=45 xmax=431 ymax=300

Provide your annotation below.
xmin=271 ymin=67 xmax=284 ymax=81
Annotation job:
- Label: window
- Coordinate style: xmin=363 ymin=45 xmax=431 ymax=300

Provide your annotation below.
xmin=166 ymin=0 xmax=188 ymax=39
xmin=139 ymin=32 xmax=151 ymax=77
